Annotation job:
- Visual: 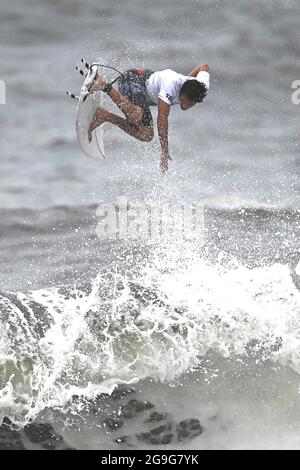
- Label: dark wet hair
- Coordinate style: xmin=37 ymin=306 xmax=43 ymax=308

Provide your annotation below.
xmin=179 ymin=80 xmax=207 ymax=103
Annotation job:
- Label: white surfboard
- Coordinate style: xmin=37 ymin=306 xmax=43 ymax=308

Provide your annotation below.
xmin=76 ymin=64 xmax=105 ymax=159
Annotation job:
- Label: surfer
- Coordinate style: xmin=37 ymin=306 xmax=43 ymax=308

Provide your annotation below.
xmin=87 ymin=64 xmax=210 ymax=171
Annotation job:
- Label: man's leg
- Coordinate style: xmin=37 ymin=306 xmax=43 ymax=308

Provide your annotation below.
xmin=89 ymin=107 xmax=153 ymax=142
xmin=107 ymin=88 xmax=144 ymax=126
xmin=88 ymin=75 xmax=143 ymax=126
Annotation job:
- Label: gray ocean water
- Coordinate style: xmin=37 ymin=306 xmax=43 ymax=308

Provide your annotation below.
xmin=1 ymin=0 xmax=300 ymax=450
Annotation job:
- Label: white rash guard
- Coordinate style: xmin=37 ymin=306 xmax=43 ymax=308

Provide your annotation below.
xmin=146 ymin=69 xmax=210 ymax=106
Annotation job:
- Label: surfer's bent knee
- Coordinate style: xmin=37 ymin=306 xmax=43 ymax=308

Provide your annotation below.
xmin=128 ymin=108 xmax=144 ymax=127
xmin=128 ymin=122 xmax=153 ymax=141
xmin=143 ymin=128 xmax=154 ymax=142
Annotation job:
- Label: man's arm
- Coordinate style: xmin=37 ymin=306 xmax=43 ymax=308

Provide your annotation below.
xmin=189 ymin=63 xmax=209 ymax=77
xmin=157 ymin=98 xmax=171 ymax=171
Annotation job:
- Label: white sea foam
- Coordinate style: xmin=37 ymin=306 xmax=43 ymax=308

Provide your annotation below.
xmin=1 ymin=239 xmax=300 ymax=426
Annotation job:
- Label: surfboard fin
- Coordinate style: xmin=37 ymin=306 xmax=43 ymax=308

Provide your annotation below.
xmin=81 ymin=58 xmax=90 ymax=70
xmin=66 ymin=91 xmax=79 ymax=100
xmin=75 ymin=59 xmax=90 ymax=78
xmin=75 ymin=66 xmax=86 ymax=77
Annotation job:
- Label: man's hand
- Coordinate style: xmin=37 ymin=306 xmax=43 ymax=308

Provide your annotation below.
xmin=160 ymin=152 xmax=172 ymax=172
xmin=189 ymin=63 xmax=209 ymax=77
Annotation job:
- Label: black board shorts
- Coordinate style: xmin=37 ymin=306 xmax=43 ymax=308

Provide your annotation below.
xmin=118 ymin=68 xmax=154 ymax=127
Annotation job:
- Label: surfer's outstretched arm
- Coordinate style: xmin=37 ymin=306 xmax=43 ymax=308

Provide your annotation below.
xmin=157 ymin=99 xmax=172 ymax=172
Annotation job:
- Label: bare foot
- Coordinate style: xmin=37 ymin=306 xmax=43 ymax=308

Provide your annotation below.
xmin=88 ymin=107 xmax=109 ymax=140
xmin=87 ymin=75 xmax=108 ymax=95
